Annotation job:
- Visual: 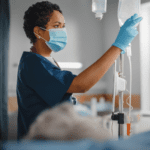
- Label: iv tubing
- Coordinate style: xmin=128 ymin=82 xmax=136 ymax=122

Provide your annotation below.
xmin=126 ymin=45 xmax=133 ymax=124
xmin=112 ymin=60 xmax=117 ymax=113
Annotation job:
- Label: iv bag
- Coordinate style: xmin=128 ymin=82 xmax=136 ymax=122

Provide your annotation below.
xmin=118 ymin=0 xmax=141 ymax=27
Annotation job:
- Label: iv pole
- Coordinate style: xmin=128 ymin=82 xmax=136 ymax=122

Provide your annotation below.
xmin=118 ymin=52 xmax=124 ymax=138
xmin=111 ymin=53 xmax=125 ymax=139
xmin=91 ymin=0 xmax=137 ymax=139
xmin=92 ymin=0 xmax=141 ymax=140
xmin=91 ymin=0 xmax=125 ymax=139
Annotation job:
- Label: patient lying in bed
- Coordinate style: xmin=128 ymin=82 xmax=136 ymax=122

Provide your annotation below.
xmin=22 ymin=101 xmax=113 ymax=142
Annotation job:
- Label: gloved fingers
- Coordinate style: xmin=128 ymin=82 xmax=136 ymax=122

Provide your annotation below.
xmin=130 ymin=13 xmax=139 ymax=20
xmin=130 ymin=17 xmax=143 ymax=27
xmin=123 ymin=13 xmax=142 ymax=27
xmin=124 ymin=13 xmax=138 ymax=24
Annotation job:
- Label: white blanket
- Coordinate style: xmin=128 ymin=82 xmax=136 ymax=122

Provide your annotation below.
xmin=22 ymin=102 xmax=113 ymax=142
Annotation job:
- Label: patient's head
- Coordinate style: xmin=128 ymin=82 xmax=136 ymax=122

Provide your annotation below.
xmin=22 ymin=102 xmax=113 ymax=142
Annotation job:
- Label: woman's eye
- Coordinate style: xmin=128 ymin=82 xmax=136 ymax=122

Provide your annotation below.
xmin=54 ymin=25 xmax=65 ymax=28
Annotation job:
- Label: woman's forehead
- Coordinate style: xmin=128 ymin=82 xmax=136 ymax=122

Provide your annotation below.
xmin=50 ymin=10 xmax=65 ymax=23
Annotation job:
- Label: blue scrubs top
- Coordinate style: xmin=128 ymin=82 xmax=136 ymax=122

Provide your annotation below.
xmin=16 ymin=51 xmax=77 ymax=140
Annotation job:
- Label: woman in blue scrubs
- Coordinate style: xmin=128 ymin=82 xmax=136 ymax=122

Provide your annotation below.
xmin=17 ymin=1 xmax=142 ymax=141
xmin=17 ymin=1 xmax=77 ymax=140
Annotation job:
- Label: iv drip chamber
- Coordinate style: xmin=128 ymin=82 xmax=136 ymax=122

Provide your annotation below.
xmin=92 ymin=0 xmax=107 ymax=20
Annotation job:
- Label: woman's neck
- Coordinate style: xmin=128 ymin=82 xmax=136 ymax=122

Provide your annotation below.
xmin=30 ymin=46 xmax=51 ymax=57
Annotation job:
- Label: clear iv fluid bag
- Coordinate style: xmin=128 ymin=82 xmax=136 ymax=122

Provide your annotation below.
xmin=92 ymin=0 xmax=107 ymax=20
xmin=118 ymin=0 xmax=141 ymax=27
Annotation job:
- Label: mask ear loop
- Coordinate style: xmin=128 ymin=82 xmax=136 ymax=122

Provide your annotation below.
xmin=34 ymin=32 xmax=46 ymax=42
xmin=34 ymin=27 xmax=48 ymax=41
xmin=40 ymin=27 xmax=47 ymax=31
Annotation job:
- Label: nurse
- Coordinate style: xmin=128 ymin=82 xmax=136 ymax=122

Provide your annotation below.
xmin=17 ymin=1 xmax=143 ymax=141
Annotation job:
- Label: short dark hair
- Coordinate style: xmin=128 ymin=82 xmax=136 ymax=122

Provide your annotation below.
xmin=23 ymin=1 xmax=63 ymax=44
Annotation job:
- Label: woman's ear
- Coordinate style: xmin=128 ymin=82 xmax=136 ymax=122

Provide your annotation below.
xmin=33 ymin=26 xmax=41 ymax=39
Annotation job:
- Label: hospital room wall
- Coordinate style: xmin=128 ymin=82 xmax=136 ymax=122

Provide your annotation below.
xmin=8 ymin=0 xmax=106 ymax=97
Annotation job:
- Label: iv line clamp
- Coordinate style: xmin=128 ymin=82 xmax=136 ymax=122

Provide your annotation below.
xmin=111 ymin=112 xmax=124 ymax=124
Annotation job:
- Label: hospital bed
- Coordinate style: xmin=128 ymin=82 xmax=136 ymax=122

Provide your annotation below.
xmin=2 ymin=129 xmax=150 ymax=150
xmin=5 ymin=102 xmax=150 ymax=150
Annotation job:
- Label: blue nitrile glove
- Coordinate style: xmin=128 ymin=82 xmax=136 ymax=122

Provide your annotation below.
xmin=112 ymin=13 xmax=143 ymax=54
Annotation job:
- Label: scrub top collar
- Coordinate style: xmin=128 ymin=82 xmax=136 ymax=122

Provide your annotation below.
xmin=27 ymin=50 xmax=61 ymax=69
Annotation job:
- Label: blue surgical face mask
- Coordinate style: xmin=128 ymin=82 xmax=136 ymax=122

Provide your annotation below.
xmin=34 ymin=27 xmax=67 ymax=52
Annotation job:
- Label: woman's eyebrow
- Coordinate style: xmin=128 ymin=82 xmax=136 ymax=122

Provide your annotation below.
xmin=54 ymin=21 xmax=65 ymax=24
